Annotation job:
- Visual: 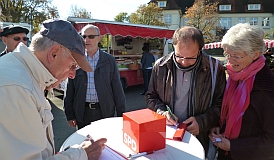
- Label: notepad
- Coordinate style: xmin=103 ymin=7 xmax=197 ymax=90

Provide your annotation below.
xmin=134 ymin=150 xmax=174 ymax=160
xmin=166 ymin=123 xmax=187 ymax=141
xmin=99 ymin=146 xmax=126 ymax=160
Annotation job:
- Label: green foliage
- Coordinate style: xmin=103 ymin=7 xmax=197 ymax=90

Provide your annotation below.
xmin=184 ymin=0 xmax=220 ymax=43
xmin=70 ymin=5 xmax=92 ymax=18
xmin=114 ymin=12 xmax=129 ymax=22
xmin=0 ymin=0 xmax=59 ymax=34
xmin=129 ymin=3 xmax=166 ymax=27
xmin=264 ymin=28 xmax=274 ymax=39
xmin=99 ymin=35 xmax=111 ymax=49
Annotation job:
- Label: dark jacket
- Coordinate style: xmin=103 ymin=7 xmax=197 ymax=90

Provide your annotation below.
xmin=146 ymin=51 xmax=226 ymax=155
xmin=218 ymin=64 xmax=274 ymax=160
xmin=141 ymin=51 xmax=155 ymax=69
xmin=64 ymin=50 xmax=126 ymax=123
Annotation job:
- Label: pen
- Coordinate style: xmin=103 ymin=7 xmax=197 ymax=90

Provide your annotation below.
xmin=166 ymin=105 xmax=175 ymax=121
xmin=128 ymin=151 xmax=154 ymax=159
xmin=166 ymin=105 xmax=179 ymax=127
xmin=87 ymin=134 xmax=94 ymax=143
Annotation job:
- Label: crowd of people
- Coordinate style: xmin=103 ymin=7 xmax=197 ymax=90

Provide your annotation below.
xmin=0 ymin=19 xmax=274 ymax=160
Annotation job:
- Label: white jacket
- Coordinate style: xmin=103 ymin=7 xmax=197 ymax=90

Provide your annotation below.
xmin=0 ymin=43 xmax=87 ymax=160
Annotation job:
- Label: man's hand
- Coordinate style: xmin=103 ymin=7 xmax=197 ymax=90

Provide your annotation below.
xmin=162 ymin=111 xmax=178 ymax=126
xmin=81 ymin=138 xmax=107 ymax=160
xmin=183 ymin=117 xmax=199 ymax=135
xmin=67 ymin=120 xmax=76 ymax=128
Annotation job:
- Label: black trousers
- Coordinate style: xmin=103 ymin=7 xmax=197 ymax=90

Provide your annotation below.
xmin=142 ymin=69 xmax=152 ymax=93
xmin=76 ymin=103 xmax=103 ymax=130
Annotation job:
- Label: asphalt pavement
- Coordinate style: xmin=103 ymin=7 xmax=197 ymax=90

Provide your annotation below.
xmin=49 ymin=84 xmax=147 ymax=152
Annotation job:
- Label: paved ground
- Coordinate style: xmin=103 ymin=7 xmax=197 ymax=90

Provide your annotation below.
xmin=49 ymin=84 xmax=147 ymax=152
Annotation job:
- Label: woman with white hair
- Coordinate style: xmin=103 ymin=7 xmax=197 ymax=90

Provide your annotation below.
xmin=209 ymin=23 xmax=274 ymax=160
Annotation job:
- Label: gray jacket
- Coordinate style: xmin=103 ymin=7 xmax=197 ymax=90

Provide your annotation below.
xmin=64 ymin=49 xmax=126 ymax=122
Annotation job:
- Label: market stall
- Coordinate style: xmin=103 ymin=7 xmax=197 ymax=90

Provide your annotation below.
xmin=203 ymin=39 xmax=274 ymax=50
xmin=67 ymin=17 xmax=175 ymax=89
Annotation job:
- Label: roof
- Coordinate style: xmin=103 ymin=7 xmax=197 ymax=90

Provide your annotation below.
xmin=210 ymin=0 xmax=274 ymax=13
xmin=67 ymin=17 xmax=175 ymax=39
xmin=149 ymin=0 xmax=195 ymax=13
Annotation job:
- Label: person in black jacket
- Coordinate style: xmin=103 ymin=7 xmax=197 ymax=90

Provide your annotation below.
xmin=209 ymin=23 xmax=274 ymax=160
xmin=64 ymin=24 xmax=126 ymax=130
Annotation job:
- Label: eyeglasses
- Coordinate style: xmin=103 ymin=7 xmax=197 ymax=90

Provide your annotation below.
xmin=174 ymin=52 xmax=199 ymax=61
xmin=60 ymin=46 xmax=81 ymax=71
xmin=223 ymin=51 xmax=247 ymax=60
xmin=82 ymin=34 xmax=99 ymax=39
xmin=10 ymin=36 xmax=29 ymax=42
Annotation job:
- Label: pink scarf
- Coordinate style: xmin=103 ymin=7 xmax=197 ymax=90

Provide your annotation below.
xmin=220 ymin=56 xmax=265 ymax=139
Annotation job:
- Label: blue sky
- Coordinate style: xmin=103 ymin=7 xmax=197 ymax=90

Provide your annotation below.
xmin=52 ymin=0 xmax=149 ymax=21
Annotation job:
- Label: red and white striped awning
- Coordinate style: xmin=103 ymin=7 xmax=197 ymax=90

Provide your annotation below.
xmin=203 ymin=42 xmax=222 ymax=49
xmin=264 ymin=39 xmax=274 ymax=48
xmin=203 ymin=39 xmax=274 ymax=50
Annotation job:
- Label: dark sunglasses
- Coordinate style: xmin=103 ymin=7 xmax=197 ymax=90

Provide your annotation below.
xmin=82 ymin=35 xmax=99 ymax=39
xmin=11 ymin=36 xmax=29 ymax=42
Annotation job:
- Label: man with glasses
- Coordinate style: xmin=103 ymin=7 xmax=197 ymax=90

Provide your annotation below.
xmin=145 ymin=26 xmax=226 ymax=159
xmin=64 ymin=24 xmax=125 ymax=130
xmin=0 ymin=25 xmax=29 ymax=57
xmin=0 ymin=19 xmax=107 ymax=159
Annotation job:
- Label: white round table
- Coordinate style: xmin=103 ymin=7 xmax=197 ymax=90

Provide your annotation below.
xmin=60 ymin=117 xmax=205 ymax=160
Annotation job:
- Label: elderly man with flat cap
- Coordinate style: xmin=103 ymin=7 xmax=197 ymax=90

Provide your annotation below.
xmin=0 ymin=19 xmax=107 ymax=160
xmin=0 ymin=25 xmax=29 ymax=57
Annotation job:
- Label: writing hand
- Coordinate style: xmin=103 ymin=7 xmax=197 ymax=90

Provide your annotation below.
xmin=81 ymin=138 xmax=107 ymax=160
xmin=162 ymin=111 xmax=178 ymax=126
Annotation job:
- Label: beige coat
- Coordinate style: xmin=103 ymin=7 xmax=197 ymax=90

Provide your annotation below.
xmin=0 ymin=43 xmax=87 ymax=159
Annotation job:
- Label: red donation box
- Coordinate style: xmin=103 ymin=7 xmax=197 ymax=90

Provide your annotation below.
xmin=123 ymin=108 xmax=166 ymax=153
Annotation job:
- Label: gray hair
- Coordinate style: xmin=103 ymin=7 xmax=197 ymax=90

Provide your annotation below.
xmin=221 ymin=23 xmax=265 ymax=55
xmin=29 ymin=33 xmax=59 ymax=52
xmin=81 ymin=24 xmax=100 ymax=35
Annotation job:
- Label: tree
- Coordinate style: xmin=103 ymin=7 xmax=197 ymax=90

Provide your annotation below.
xmin=69 ymin=5 xmax=92 ymax=18
xmin=0 ymin=0 xmax=59 ymax=34
xmin=114 ymin=12 xmax=129 ymax=22
xmin=129 ymin=3 xmax=166 ymax=27
xmin=184 ymin=0 xmax=220 ymax=43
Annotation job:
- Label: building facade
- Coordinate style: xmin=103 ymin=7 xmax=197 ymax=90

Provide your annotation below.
xmin=150 ymin=0 xmax=274 ymax=39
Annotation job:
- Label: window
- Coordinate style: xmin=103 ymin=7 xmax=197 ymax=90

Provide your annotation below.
xmin=219 ymin=5 xmax=231 ymax=11
xmin=262 ymin=17 xmax=270 ymax=27
xmin=158 ymin=1 xmax=167 ymax=8
xmin=248 ymin=4 xmax=261 ymax=10
xmin=250 ymin=17 xmax=258 ymax=25
xmin=238 ymin=18 xmax=246 ymax=23
xmin=220 ymin=18 xmax=231 ymax=29
xmin=164 ymin=15 xmax=172 ymax=24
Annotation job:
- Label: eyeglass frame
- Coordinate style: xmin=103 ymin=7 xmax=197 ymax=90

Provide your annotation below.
xmin=60 ymin=45 xmax=81 ymax=71
xmin=174 ymin=51 xmax=200 ymax=61
xmin=82 ymin=34 xmax=100 ymax=39
xmin=223 ymin=51 xmax=248 ymax=60
xmin=8 ymin=36 xmax=29 ymax=42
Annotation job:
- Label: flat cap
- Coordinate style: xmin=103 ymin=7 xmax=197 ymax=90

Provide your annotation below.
xmin=0 ymin=25 xmax=29 ymax=37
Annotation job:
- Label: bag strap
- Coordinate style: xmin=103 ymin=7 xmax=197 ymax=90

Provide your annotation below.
xmin=209 ymin=56 xmax=219 ymax=107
